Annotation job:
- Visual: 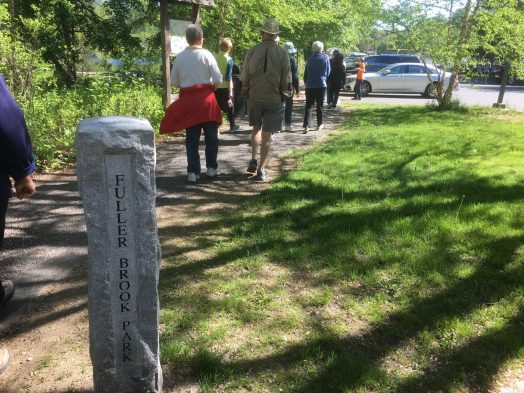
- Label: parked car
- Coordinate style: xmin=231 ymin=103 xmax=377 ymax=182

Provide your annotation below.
xmin=344 ymin=52 xmax=367 ymax=69
xmin=345 ymin=63 xmax=451 ymax=97
xmin=346 ymin=53 xmax=423 ymax=73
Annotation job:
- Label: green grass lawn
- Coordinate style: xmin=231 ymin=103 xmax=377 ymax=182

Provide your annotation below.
xmin=159 ymin=105 xmax=524 ymax=392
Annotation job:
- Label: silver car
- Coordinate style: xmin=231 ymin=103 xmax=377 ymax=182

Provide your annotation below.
xmin=345 ymin=62 xmax=451 ymax=97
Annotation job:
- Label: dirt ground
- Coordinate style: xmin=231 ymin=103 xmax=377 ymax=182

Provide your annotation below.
xmin=1 ymin=99 xmax=523 ymax=392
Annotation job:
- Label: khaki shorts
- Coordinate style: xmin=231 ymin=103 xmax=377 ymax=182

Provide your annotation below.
xmin=248 ymin=100 xmax=285 ymax=132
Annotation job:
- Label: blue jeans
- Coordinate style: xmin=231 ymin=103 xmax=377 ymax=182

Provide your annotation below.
xmin=354 ymin=80 xmax=363 ymax=99
xmin=185 ymin=122 xmax=219 ymax=175
xmin=284 ymin=95 xmax=293 ymax=125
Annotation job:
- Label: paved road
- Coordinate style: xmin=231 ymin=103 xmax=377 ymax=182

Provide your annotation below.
xmin=340 ymin=84 xmax=524 ymax=111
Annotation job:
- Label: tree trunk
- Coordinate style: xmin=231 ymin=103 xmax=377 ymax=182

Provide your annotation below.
xmin=497 ymin=62 xmax=510 ymax=104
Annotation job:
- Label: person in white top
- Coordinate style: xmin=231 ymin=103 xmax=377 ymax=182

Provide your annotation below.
xmin=163 ymin=24 xmax=223 ymax=183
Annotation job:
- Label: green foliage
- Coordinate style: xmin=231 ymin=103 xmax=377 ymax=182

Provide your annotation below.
xmin=381 ymin=0 xmax=482 ymax=107
xmin=20 ymin=78 xmax=163 ymax=170
xmin=198 ymin=0 xmax=380 ymax=61
xmin=0 ymin=3 xmax=52 ymax=98
xmin=7 ymin=0 xmax=156 ymax=86
xmin=474 ymin=0 xmax=524 ymax=77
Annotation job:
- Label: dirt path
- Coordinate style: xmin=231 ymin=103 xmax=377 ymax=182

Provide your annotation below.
xmin=0 ymin=100 xmax=348 ymax=393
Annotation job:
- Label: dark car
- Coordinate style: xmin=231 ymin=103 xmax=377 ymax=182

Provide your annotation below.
xmin=346 ymin=54 xmax=423 ymax=73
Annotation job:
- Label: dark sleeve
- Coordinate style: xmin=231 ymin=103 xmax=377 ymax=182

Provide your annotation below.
xmin=290 ymin=58 xmax=300 ymax=93
xmin=0 ymin=74 xmax=36 ymax=181
xmin=304 ymin=63 xmax=308 ymax=85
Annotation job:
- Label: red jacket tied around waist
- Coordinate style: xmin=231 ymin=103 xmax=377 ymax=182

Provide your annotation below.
xmin=160 ymin=84 xmax=222 ymax=134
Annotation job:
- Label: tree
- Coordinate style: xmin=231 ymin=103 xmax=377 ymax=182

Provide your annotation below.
xmin=197 ymin=0 xmax=380 ymax=62
xmin=474 ymin=0 xmax=524 ymax=106
xmin=8 ymin=0 xmax=155 ymax=86
xmin=381 ymin=0 xmax=482 ymax=108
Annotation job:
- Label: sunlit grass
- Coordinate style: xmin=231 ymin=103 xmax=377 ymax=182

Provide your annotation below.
xmin=160 ymin=104 xmax=524 ymax=392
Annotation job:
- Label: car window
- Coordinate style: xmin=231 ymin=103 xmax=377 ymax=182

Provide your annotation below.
xmin=365 ymin=56 xmax=380 ymax=65
xmin=402 ymin=56 xmax=421 ymax=63
xmin=408 ymin=65 xmax=425 ymax=74
xmin=368 ymin=64 xmax=386 ymax=72
xmin=388 ymin=65 xmax=407 ymax=74
xmin=379 ymin=56 xmax=402 ymax=63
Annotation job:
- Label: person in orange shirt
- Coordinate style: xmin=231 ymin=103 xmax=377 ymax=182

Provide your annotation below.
xmin=352 ymin=58 xmax=365 ymax=100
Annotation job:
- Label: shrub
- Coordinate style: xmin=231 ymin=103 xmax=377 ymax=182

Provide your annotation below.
xmin=20 ymin=78 xmax=164 ymax=170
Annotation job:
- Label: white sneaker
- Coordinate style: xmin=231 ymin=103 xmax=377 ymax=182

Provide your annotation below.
xmin=317 ymin=124 xmax=324 ymax=131
xmin=303 ymin=127 xmax=309 ymax=134
xmin=284 ymin=124 xmax=293 ymax=131
xmin=187 ymin=172 xmax=200 ymax=183
xmin=0 ymin=348 xmax=9 ymax=374
xmin=206 ymin=168 xmax=219 ymax=178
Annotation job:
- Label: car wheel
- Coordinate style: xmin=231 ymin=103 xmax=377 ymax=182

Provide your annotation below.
xmin=361 ymin=81 xmax=371 ymax=96
xmin=424 ymin=82 xmax=438 ymax=98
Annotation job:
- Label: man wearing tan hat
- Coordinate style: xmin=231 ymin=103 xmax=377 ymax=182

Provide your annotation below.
xmin=241 ymin=18 xmax=290 ymax=181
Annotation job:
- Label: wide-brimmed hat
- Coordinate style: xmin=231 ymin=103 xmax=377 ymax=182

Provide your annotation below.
xmin=260 ymin=18 xmax=280 ymax=34
xmin=283 ymin=41 xmax=297 ymax=54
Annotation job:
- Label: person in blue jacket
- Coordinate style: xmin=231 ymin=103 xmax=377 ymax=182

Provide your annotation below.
xmin=0 ymin=72 xmax=36 ymax=374
xmin=302 ymin=41 xmax=330 ymax=134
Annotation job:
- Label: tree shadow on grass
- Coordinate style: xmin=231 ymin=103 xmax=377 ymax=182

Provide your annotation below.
xmin=160 ymin=175 xmax=524 ymax=391
xmin=160 ymin=105 xmax=524 ymax=391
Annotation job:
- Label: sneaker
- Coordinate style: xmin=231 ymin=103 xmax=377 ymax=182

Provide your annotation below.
xmin=303 ymin=127 xmax=309 ymax=134
xmin=187 ymin=172 xmax=200 ymax=183
xmin=255 ymin=168 xmax=267 ymax=182
xmin=270 ymin=133 xmax=277 ymax=142
xmin=317 ymin=124 xmax=324 ymax=131
xmin=0 ymin=280 xmax=14 ymax=308
xmin=229 ymin=125 xmax=240 ymax=132
xmin=206 ymin=168 xmax=219 ymax=178
xmin=247 ymin=159 xmax=257 ymax=173
xmin=0 ymin=348 xmax=9 ymax=374
xmin=326 ymin=104 xmax=332 ymax=109
xmin=284 ymin=124 xmax=293 ymax=132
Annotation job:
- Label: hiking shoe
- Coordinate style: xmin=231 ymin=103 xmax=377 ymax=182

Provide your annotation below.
xmin=0 ymin=280 xmax=14 ymax=308
xmin=229 ymin=125 xmax=240 ymax=132
xmin=206 ymin=168 xmax=219 ymax=178
xmin=247 ymin=159 xmax=257 ymax=173
xmin=255 ymin=169 xmax=268 ymax=182
xmin=284 ymin=124 xmax=293 ymax=132
xmin=0 ymin=348 xmax=9 ymax=374
xmin=187 ymin=172 xmax=200 ymax=183
xmin=317 ymin=124 xmax=324 ymax=131
xmin=303 ymin=127 xmax=309 ymax=134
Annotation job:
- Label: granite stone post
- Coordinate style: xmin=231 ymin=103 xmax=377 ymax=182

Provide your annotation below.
xmin=76 ymin=116 xmax=162 ymax=393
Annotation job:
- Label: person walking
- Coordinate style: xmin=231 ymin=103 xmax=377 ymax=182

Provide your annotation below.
xmin=214 ymin=37 xmax=239 ymax=132
xmin=352 ymin=57 xmax=365 ymax=100
xmin=302 ymin=41 xmax=330 ymax=134
xmin=160 ymin=24 xmax=223 ymax=183
xmin=0 ymin=72 xmax=37 ymax=374
xmin=326 ymin=50 xmax=346 ymax=110
xmin=241 ymin=18 xmax=290 ymax=182
xmin=283 ymin=41 xmax=300 ymax=131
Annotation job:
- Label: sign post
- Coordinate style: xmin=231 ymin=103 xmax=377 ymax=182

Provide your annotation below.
xmin=158 ymin=0 xmax=215 ymax=109
xmin=76 ymin=116 xmax=162 ymax=393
